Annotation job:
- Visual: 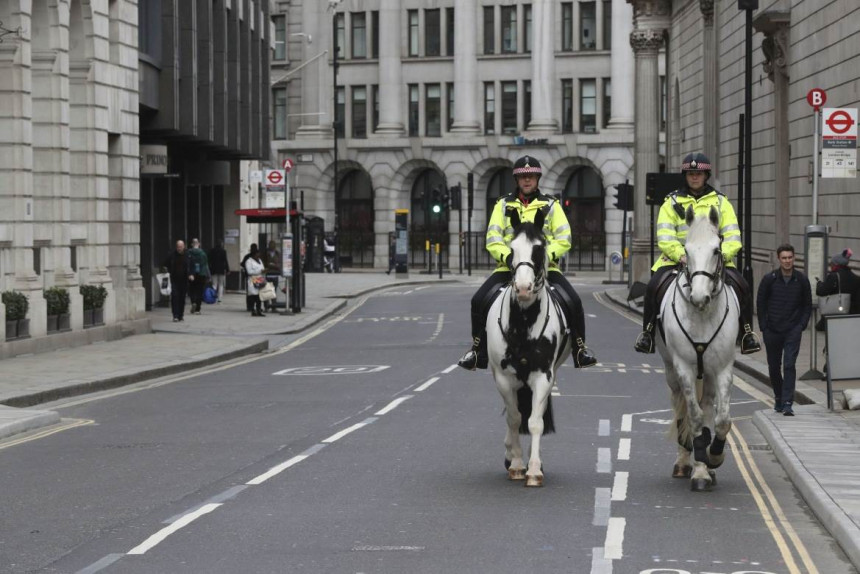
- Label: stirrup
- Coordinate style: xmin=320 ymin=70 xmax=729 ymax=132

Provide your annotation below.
xmin=740 ymin=326 xmax=761 ymax=355
xmin=634 ymin=328 xmax=655 ymax=354
xmin=573 ymin=338 xmax=598 ymax=368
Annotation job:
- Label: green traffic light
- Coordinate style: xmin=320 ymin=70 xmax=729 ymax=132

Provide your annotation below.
xmin=432 ymin=205 xmax=441 ymax=214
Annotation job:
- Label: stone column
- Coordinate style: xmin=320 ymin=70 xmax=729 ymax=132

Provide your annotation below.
xmin=296 ymin=1 xmax=331 ymax=138
xmin=700 ymin=0 xmax=718 ymax=178
xmin=629 ymin=27 xmax=665 ymax=284
xmin=450 ymin=0 xmax=480 ymax=134
xmin=527 ymin=0 xmax=556 ymax=133
xmin=755 ymin=11 xmax=791 ymax=250
xmin=609 ymin=0 xmax=634 ymax=129
xmin=375 ymin=0 xmax=404 ymax=135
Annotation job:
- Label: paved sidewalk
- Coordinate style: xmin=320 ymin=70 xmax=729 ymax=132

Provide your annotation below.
xmin=0 ymin=270 xmax=460 ymax=441
xmin=605 ymin=287 xmax=860 ymax=570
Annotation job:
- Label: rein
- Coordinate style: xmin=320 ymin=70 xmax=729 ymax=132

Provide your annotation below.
xmin=670 ymin=276 xmax=730 ymax=381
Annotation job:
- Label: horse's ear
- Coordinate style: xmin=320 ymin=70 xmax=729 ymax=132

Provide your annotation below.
xmin=506 ymin=206 xmax=521 ymax=229
xmin=685 ymin=205 xmax=695 ymax=226
xmin=533 ymin=207 xmax=547 ymax=231
xmin=709 ymin=206 xmax=720 ymax=228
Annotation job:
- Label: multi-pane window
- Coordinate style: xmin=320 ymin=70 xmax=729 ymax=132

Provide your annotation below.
xmin=273 ymin=15 xmax=286 ymax=60
xmin=484 ymin=82 xmax=495 ymax=135
xmin=426 ymin=84 xmax=442 ymax=136
xmin=447 ymin=82 xmax=455 ymax=130
xmin=335 ymin=13 xmax=345 ymax=59
xmin=408 ymin=10 xmax=419 ymax=56
xmin=524 ymin=81 xmax=532 ymax=129
xmin=372 ymin=84 xmax=379 ymax=132
xmin=425 ymin=9 xmax=441 ymax=57
xmin=409 ymin=84 xmax=419 ymax=136
xmin=273 ymin=87 xmax=287 ymax=139
xmin=524 ymin=5 xmax=532 ymax=53
xmin=562 ymin=79 xmax=573 ymax=133
xmin=501 ymin=81 xmax=517 ymax=134
xmin=352 ymin=86 xmax=367 ymax=138
xmin=581 ymin=2 xmax=596 ymax=50
xmin=483 ymin=6 xmax=495 ymax=54
xmin=501 ymin=6 xmax=517 ymax=53
xmin=603 ymin=1 xmax=612 ymax=50
xmin=371 ymin=11 xmax=379 ymax=58
xmin=446 ymin=8 xmax=455 ymax=56
xmin=603 ymin=78 xmax=611 ymax=128
xmin=335 ymin=86 xmax=345 ymax=137
xmin=351 ymin=12 xmax=366 ymax=58
xmin=562 ymin=3 xmax=573 ymax=51
xmin=581 ymin=79 xmax=597 ymax=133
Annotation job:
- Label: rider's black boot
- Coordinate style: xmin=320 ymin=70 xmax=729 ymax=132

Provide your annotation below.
xmin=634 ymin=323 xmax=656 ymax=354
xmin=573 ymin=337 xmax=598 ymax=368
xmin=458 ymin=335 xmax=488 ymax=371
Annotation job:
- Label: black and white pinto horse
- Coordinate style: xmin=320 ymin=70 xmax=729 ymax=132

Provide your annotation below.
xmin=657 ymin=206 xmax=740 ymax=492
xmin=485 ymin=209 xmax=572 ymax=487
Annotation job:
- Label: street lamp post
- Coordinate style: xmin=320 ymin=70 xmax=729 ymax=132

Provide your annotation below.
xmin=740 ymin=0 xmax=757 ymax=287
xmin=330 ymin=0 xmax=342 ymax=271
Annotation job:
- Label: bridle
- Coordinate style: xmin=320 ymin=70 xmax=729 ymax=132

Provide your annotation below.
xmin=680 ymin=244 xmax=725 ymax=296
xmin=511 ymin=259 xmax=545 ymax=293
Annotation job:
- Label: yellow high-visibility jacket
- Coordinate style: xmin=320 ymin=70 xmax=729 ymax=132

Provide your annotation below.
xmin=486 ymin=191 xmax=571 ymax=273
xmin=652 ymin=185 xmax=742 ymax=271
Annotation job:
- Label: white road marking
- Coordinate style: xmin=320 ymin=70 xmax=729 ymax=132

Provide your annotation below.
xmin=593 ymin=487 xmax=611 ymax=526
xmin=127 ymin=503 xmax=221 ymax=555
xmin=352 ymin=545 xmax=425 ymax=552
xmin=322 ymin=418 xmax=377 ymax=443
xmin=621 ymin=414 xmax=632 ymax=432
xmin=597 ymin=447 xmax=612 ymax=474
xmin=425 ymin=313 xmax=445 ymax=343
xmin=442 ymin=364 xmax=458 ymax=374
xmin=590 ymin=546 xmax=613 ymax=574
xmin=618 ymin=438 xmax=631 ymax=460
xmin=603 ymin=517 xmax=626 ymax=560
xmin=374 ymin=396 xmax=413 ymax=415
xmin=611 ymin=472 xmax=629 ymax=501
xmin=415 ymin=377 xmax=439 ymax=392
xmin=247 ymin=454 xmax=309 ymax=485
xmin=599 ymin=419 xmax=611 ymax=436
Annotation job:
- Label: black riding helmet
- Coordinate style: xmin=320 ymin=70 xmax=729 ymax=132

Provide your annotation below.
xmin=512 ymin=155 xmax=542 ymax=196
xmin=681 ymin=152 xmax=712 ymax=179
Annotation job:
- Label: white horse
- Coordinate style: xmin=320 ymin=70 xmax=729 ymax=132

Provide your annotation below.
xmin=486 ymin=209 xmax=572 ymax=487
xmin=656 ymin=206 xmax=740 ymax=492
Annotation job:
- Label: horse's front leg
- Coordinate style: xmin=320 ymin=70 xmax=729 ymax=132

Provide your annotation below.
xmin=495 ymin=373 xmax=526 ymax=480
xmin=708 ymin=367 xmax=734 ymax=470
xmin=525 ymin=373 xmax=553 ymax=487
xmin=677 ymin=363 xmax=712 ymax=492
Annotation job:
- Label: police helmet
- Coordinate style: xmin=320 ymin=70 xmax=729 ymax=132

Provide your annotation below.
xmin=512 ymin=155 xmax=542 ymax=178
xmin=681 ymin=152 xmax=712 ymax=177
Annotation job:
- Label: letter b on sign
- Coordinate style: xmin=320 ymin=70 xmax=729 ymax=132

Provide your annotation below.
xmin=807 ymin=88 xmax=827 ymax=110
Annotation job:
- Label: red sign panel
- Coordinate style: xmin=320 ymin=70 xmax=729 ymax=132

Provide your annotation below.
xmin=807 ymin=88 xmax=827 ymax=110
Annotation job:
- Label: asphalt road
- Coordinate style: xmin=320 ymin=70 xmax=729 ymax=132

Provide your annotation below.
xmin=0 ymin=281 xmax=855 ymax=574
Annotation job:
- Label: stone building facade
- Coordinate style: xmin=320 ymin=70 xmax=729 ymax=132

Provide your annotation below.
xmin=271 ymin=0 xmax=643 ymax=271
xmin=630 ymin=0 xmax=859 ymax=285
xmin=0 ymin=0 xmax=143 ymax=345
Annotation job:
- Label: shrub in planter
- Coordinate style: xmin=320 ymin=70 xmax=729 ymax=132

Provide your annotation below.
xmin=45 ymin=287 xmax=71 ymax=333
xmin=80 ymin=284 xmax=108 ymax=326
xmin=2 ymin=291 xmax=29 ymax=340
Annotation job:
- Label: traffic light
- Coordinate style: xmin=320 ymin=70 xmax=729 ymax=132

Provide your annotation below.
xmin=614 ymin=183 xmax=634 ymax=211
xmin=449 ymin=183 xmax=462 ymax=210
xmin=431 ymin=187 xmax=443 ymax=214
xmin=467 ymin=173 xmax=474 ymax=214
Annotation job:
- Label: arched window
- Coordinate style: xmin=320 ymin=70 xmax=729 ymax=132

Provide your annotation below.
xmin=337 ymin=170 xmax=374 ymax=267
xmin=485 ymin=168 xmax=514 ymax=215
xmin=562 ymin=167 xmax=604 ymax=233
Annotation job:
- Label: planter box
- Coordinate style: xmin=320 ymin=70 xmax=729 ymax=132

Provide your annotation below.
xmin=93 ymin=308 xmax=104 ymax=326
xmin=17 ymin=318 xmax=30 ymax=339
xmin=5 ymin=320 xmax=17 ymax=341
xmin=47 ymin=314 xmax=59 ymax=333
xmin=83 ymin=309 xmax=95 ymax=327
xmin=58 ymin=313 xmax=71 ymax=332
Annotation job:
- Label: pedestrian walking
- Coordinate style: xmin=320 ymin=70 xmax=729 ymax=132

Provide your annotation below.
xmin=386 ymin=234 xmax=396 ymax=275
xmin=816 ymin=248 xmax=860 ymax=323
xmin=264 ymin=240 xmax=281 ymax=312
xmin=241 ymin=243 xmax=258 ymax=311
xmin=756 ymin=244 xmax=812 ymax=416
xmin=162 ymin=240 xmax=193 ymax=322
xmin=208 ymin=240 xmax=230 ymax=303
xmin=187 ymin=238 xmax=210 ymax=314
xmin=244 ymin=245 xmax=266 ymax=317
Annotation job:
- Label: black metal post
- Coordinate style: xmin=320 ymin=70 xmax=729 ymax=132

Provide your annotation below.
xmin=742 ymin=4 xmax=755 ymax=288
xmin=737 ymin=113 xmax=745 ymax=259
xmin=467 ymin=173 xmax=473 ymax=276
xmin=458 ymin=193 xmax=463 ymax=275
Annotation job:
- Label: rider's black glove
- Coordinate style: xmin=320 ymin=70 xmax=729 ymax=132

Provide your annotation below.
xmin=505 ymin=252 xmax=513 ymax=269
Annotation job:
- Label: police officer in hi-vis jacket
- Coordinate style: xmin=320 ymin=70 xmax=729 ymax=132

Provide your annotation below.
xmin=633 ymin=152 xmax=762 ymax=355
xmin=458 ymin=155 xmax=598 ymax=371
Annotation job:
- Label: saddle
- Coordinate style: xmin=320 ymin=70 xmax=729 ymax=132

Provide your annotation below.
xmin=654 ymin=269 xmax=679 ymax=342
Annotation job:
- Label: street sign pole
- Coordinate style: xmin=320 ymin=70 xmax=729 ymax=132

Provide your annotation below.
xmin=813 ymin=107 xmax=820 ymax=225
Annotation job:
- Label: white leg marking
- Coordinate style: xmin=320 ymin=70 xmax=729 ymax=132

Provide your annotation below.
xmin=128 ymin=503 xmax=221 ymax=555
xmin=374 ymin=395 xmax=413 ymax=415
xmin=617 ymin=438 xmax=631 ymax=461
xmin=611 ymin=472 xmax=629 ymax=502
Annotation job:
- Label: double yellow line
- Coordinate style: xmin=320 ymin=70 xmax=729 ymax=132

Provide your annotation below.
xmin=0 ymin=418 xmax=94 ymax=451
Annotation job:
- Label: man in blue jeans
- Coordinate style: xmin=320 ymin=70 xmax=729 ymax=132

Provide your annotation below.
xmin=756 ymin=244 xmax=812 ymax=416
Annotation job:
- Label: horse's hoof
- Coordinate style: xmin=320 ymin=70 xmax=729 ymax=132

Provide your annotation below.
xmin=690 ymin=478 xmax=713 ymax=492
xmin=672 ymin=464 xmax=693 ymax=478
xmin=708 ymin=470 xmax=717 ymax=485
xmin=505 ymin=459 xmax=511 ymax=470
xmin=525 ymin=475 xmax=544 ymax=487
xmin=508 ymin=468 xmax=526 ymax=481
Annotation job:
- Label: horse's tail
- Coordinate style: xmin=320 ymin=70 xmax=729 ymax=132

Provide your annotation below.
xmin=516 ymin=386 xmax=555 ymax=435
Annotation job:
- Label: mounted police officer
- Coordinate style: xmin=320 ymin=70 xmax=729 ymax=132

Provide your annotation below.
xmin=458 ymin=155 xmax=598 ymax=371
xmin=634 ymin=152 xmax=762 ymax=355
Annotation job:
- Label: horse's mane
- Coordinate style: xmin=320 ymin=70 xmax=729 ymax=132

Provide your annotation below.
xmin=513 ymin=221 xmax=546 ymax=245
xmin=685 ymin=214 xmax=718 ymax=246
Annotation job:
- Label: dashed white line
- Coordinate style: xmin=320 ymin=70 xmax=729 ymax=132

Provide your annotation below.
xmin=611 ymin=472 xmax=629 ymax=502
xmin=322 ymin=418 xmax=376 ymax=443
xmin=598 ymin=419 xmax=611 ymax=436
xmin=128 ymin=503 xmax=221 ymax=555
xmin=442 ymin=364 xmax=458 ymax=374
xmin=374 ymin=396 xmax=413 ymax=415
xmin=597 ymin=447 xmax=612 ymax=474
xmin=590 ymin=546 xmax=613 ymax=574
xmin=247 ymin=454 xmax=309 ymax=485
xmin=415 ymin=377 xmax=439 ymax=392
xmin=618 ymin=438 xmax=631 ymax=461
xmin=603 ymin=517 xmax=626 ymax=560
xmin=621 ymin=414 xmax=632 ymax=433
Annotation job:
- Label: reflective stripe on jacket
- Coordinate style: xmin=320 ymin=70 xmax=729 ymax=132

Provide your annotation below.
xmin=486 ymin=191 xmax=571 ymax=272
xmin=652 ymin=185 xmax=741 ymax=271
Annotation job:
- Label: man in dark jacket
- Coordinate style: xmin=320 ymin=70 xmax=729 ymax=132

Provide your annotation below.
xmin=756 ymin=244 xmax=812 ymax=416
xmin=208 ymin=240 xmax=230 ymax=303
xmin=162 ymin=240 xmax=193 ymax=322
